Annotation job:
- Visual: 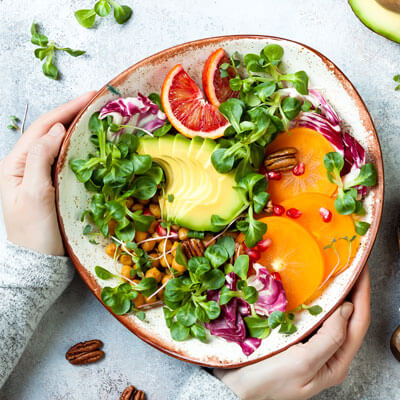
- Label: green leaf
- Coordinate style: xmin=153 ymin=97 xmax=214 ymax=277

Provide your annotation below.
xmin=254 ymin=81 xmax=276 ymax=102
xmin=113 ymin=4 xmax=133 ymax=24
xmin=170 ymin=321 xmax=190 ymax=341
xmin=229 ymin=76 xmax=242 ymax=91
xmin=243 ymin=285 xmax=258 ymax=304
xmin=302 ymin=100 xmax=312 ymax=112
xmin=188 ymin=257 xmax=211 ymax=276
xmin=30 ymin=23 xmax=49 ymax=46
xmin=244 ymin=218 xmax=267 ymax=249
xmin=211 ymin=148 xmax=235 ymax=174
xmin=134 ymin=277 xmax=158 ymax=297
xmin=324 ymin=152 xmax=344 ymax=184
xmin=143 ymin=164 xmax=164 ymax=184
xmin=355 ymin=221 xmax=370 ymax=236
xmin=268 ymin=311 xmax=286 ymax=329
xmin=132 ymin=154 xmax=152 ymax=174
xmin=190 ymin=324 xmax=207 ymax=343
xmin=42 ymin=55 xmax=58 ymax=80
xmin=95 ymin=266 xmax=115 ymax=280
xmin=217 ymin=236 xmax=235 ymax=258
xmin=279 ymin=322 xmax=297 ymax=334
xmin=136 ymin=311 xmax=146 ymax=321
xmin=219 ymin=98 xmax=245 ymax=133
xmin=61 ymin=48 xmax=86 ymax=57
xmin=200 ymin=269 xmax=226 ymax=290
xmin=94 ymin=0 xmax=112 ymax=16
xmin=175 ymin=243 xmax=188 ymax=268
xmin=201 ymin=301 xmax=221 ymax=320
xmin=148 ymin=93 xmax=163 ymax=110
xmin=34 ymin=47 xmax=51 ymax=60
xmin=70 ymin=159 xmax=93 ymax=183
xmin=262 ymin=44 xmax=284 ymax=66
xmin=233 ymin=255 xmax=249 ymax=281
xmin=204 ymin=244 xmax=229 ymax=268
xmin=219 ymin=286 xmax=237 ymax=305
xmin=165 ymin=278 xmax=189 ymax=304
xmin=335 ymin=190 xmax=356 ymax=215
xmin=282 ymin=97 xmax=301 ymax=120
xmin=253 ymin=191 xmax=270 ymax=214
xmin=130 ymin=176 xmax=157 ymax=200
xmin=176 ymin=302 xmax=197 ymax=327
xmin=75 ymin=9 xmax=97 ymax=28
xmin=307 ymin=305 xmax=323 ymax=315
xmin=346 ymin=163 xmax=377 ymax=188
xmin=280 ymin=71 xmax=309 ymax=95
xmin=244 ymin=316 xmax=271 ymax=339
xmin=153 ymin=122 xmax=172 ymax=137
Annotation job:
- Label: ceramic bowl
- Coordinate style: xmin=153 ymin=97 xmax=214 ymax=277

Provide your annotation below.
xmin=55 ymin=35 xmax=384 ymax=368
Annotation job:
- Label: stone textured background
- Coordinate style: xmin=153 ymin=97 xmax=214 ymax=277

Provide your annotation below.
xmin=0 ymin=0 xmax=399 ymax=399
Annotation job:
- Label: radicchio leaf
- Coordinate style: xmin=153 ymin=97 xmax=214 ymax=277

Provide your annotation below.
xmin=206 ymin=273 xmax=261 ymax=356
xmin=99 ymin=93 xmax=167 ymax=136
xmin=247 ymin=264 xmax=287 ymax=317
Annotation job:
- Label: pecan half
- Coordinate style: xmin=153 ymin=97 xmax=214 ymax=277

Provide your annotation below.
xmin=120 ymin=385 xmax=138 ymax=400
xmin=264 ymin=199 xmax=274 ymax=215
xmin=182 ymin=239 xmax=205 ymax=258
xmin=265 ymin=147 xmax=297 ymax=171
xmin=65 ymin=339 xmax=104 ymax=365
xmin=230 ymin=242 xmax=245 ymax=263
xmin=134 ymin=391 xmax=146 ymax=400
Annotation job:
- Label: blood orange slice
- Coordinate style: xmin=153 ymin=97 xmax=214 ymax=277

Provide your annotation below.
xmin=202 ymin=48 xmax=239 ymax=107
xmin=161 ymin=64 xmax=229 ymax=139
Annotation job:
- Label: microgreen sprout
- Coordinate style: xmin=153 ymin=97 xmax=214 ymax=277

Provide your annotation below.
xmin=31 ymin=23 xmax=86 ymax=80
xmin=394 ymin=74 xmax=400 ymax=91
xmin=7 ymin=116 xmax=21 ymax=132
xmin=75 ymin=0 xmax=133 ymax=28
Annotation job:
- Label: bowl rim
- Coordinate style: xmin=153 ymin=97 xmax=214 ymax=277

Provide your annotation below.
xmin=54 ymin=34 xmax=384 ymax=368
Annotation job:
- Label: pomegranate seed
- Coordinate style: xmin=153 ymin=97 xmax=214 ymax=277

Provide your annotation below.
xmin=257 ymin=238 xmax=272 ymax=252
xmin=169 ymin=228 xmax=178 ymax=240
xmin=286 ymin=208 xmax=302 ymax=219
xmin=247 ymin=249 xmax=260 ymax=261
xmin=272 ymin=272 xmax=281 ymax=281
xmin=156 ymin=224 xmax=167 ymax=236
xmin=266 ymin=171 xmax=282 ymax=181
xmin=143 ymin=209 xmax=152 ymax=216
xmin=319 ymin=207 xmax=332 ymax=223
xmin=273 ymin=204 xmax=285 ymax=216
xmin=292 ymin=162 xmax=305 ymax=176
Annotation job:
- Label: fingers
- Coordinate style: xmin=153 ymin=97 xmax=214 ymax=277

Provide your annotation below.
xmin=22 ymin=123 xmax=66 ymax=192
xmin=2 ymin=91 xmax=96 ymax=183
xmin=334 ymin=265 xmax=370 ymax=365
xmin=293 ymin=302 xmax=354 ymax=379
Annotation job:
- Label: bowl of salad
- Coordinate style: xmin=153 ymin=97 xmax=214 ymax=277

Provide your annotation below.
xmin=55 ymin=35 xmax=384 ymax=368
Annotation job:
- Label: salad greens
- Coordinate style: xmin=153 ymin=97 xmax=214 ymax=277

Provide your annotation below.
xmin=70 ymin=112 xmax=161 ymax=242
xmin=31 ymin=23 xmax=86 ymax=80
xmin=210 ymin=44 xmax=309 ymax=248
xmin=75 ymin=0 xmax=133 ymax=28
xmin=323 ymin=152 xmax=376 ymax=234
xmin=394 ymin=74 xmax=400 ymax=91
xmin=7 ymin=115 xmax=21 ymax=132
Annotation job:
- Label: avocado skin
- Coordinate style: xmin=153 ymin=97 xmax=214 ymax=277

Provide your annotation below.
xmin=137 ymin=134 xmax=246 ymax=231
xmin=349 ymin=0 xmax=400 ymax=44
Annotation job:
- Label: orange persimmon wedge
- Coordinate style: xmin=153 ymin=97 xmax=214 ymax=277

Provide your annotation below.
xmin=266 ymin=127 xmax=337 ymax=203
xmin=281 ymin=193 xmax=360 ymax=281
xmin=256 ymin=216 xmax=324 ymax=311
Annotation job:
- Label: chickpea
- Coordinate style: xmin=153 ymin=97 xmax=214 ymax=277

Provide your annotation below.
xmin=148 ymin=220 xmax=158 ymax=234
xmin=172 ymin=224 xmax=180 ymax=231
xmin=144 ymin=295 xmax=156 ymax=304
xmin=204 ymin=233 xmax=215 ymax=246
xmin=134 ymin=293 xmax=145 ymax=308
xmin=145 ymin=267 xmax=163 ymax=283
xmin=125 ymin=197 xmax=134 ymax=209
xmin=141 ymin=240 xmax=156 ymax=253
xmin=225 ymin=231 xmax=239 ymax=240
xmin=172 ymin=258 xmax=187 ymax=273
xmin=162 ymin=274 xmax=172 ymax=286
xmin=131 ymin=203 xmax=144 ymax=212
xmin=158 ymin=239 xmax=172 ymax=253
xmin=149 ymin=204 xmax=161 ymax=219
xmin=149 ymin=253 xmax=160 ymax=268
xmin=105 ymin=243 xmax=117 ymax=258
xmin=171 ymin=241 xmax=179 ymax=256
xmin=160 ymin=254 xmax=174 ymax=268
xmin=178 ymin=227 xmax=189 ymax=241
xmin=119 ymin=254 xmax=133 ymax=265
xmin=121 ymin=264 xmax=133 ymax=280
xmin=135 ymin=231 xmax=148 ymax=242
xmin=138 ymin=198 xmax=150 ymax=205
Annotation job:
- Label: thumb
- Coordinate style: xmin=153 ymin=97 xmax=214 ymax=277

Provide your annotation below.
xmin=22 ymin=123 xmax=66 ymax=190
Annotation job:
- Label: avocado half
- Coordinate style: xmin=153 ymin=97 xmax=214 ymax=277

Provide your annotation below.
xmin=137 ymin=134 xmax=247 ymax=232
xmin=349 ymin=0 xmax=400 ymax=43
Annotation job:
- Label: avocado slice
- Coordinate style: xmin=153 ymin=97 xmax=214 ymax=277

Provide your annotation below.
xmin=137 ymin=135 xmax=246 ymax=231
xmin=349 ymin=0 xmax=400 ymax=43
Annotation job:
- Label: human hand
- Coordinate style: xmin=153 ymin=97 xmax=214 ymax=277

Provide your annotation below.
xmin=0 ymin=92 xmax=96 ymax=256
xmin=215 ymin=266 xmax=370 ymax=400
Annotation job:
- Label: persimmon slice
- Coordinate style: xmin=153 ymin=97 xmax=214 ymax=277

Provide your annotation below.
xmin=202 ymin=48 xmax=239 ymax=107
xmin=257 ymin=216 xmax=324 ymax=311
xmin=281 ymin=193 xmax=360 ymax=281
xmin=266 ymin=127 xmax=337 ymax=203
xmin=161 ymin=64 xmax=229 ymax=139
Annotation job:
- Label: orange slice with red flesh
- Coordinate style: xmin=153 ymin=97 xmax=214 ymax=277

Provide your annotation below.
xmin=202 ymin=48 xmax=239 ymax=107
xmin=161 ymin=64 xmax=230 ymax=139
xmin=281 ymin=193 xmax=360 ymax=281
xmin=256 ymin=216 xmax=324 ymax=311
xmin=266 ymin=127 xmax=338 ymax=204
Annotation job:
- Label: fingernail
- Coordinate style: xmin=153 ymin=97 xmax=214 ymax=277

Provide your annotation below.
xmin=341 ymin=302 xmax=354 ymax=319
xmin=48 ymin=123 xmax=65 ymax=137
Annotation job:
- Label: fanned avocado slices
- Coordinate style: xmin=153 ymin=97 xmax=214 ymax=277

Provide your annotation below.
xmin=137 ymin=134 xmax=247 ymax=231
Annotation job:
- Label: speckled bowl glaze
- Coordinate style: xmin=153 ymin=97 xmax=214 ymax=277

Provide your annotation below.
xmin=55 ymin=35 xmax=384 ymax=368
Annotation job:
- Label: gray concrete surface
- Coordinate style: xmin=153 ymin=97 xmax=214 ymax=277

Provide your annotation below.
xmin=0 ymin=0 xmax=399 ymax=399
